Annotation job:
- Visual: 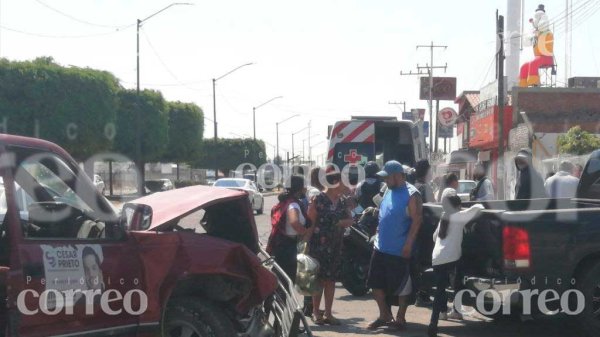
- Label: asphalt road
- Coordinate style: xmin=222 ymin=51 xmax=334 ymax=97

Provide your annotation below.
xmin=254 ymin=195 xmax=580 ymax=337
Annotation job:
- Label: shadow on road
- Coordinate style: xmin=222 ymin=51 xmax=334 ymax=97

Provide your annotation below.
xmin=306 ymin=308 xmax=578 ymax=337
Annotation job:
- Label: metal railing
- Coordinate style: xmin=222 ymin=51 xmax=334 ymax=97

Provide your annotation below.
xmin=258 ymin=246 xmax=313 ymax=337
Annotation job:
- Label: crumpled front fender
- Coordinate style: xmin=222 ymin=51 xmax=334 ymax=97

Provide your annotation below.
xmin=130 ymin=231 xmax=278 ymax=322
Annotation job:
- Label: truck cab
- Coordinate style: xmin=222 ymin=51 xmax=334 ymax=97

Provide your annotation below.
xmin=421 ymin=150 xmax=600 ymax=337
xmin=327 ymin=116 xmax=427 ymax=170
xmin=0 ymin=134 xmax=310 ymax=337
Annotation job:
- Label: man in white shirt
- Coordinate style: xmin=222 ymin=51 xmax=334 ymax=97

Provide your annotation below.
xmin=545 ymin=161 xmax=580 ymax=198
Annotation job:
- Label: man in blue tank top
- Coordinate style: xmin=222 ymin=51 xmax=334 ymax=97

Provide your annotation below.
xmin=366 ymin=160 xmax=423 ymax=331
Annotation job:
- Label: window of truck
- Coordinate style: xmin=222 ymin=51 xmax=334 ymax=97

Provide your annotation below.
xmin=8 ymin=146 xmax=118 ymax=240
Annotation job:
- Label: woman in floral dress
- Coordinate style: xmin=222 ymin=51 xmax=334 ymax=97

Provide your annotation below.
xmin=307 ymin=165 xmax=353 ymax=325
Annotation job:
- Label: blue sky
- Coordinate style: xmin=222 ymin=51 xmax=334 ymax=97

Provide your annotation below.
xmin=1 ymin=0 xmax=599 ymax=161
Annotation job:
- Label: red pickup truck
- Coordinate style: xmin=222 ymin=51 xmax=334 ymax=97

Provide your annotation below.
xmin=0 ymin=134 xmax=311 ymax=337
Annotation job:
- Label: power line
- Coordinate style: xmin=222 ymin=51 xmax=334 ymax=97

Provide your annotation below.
xmin=140 ymin=28 xmax=203 ymax=92
xmin=34 ymin=0 xmax=134 ymax=30
xmin=0 ymin=24 xmax=129 ymax=38
xmin=400 ymin=41 xmax=448 ymax=153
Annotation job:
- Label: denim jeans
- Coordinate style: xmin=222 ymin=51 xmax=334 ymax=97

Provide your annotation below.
xmin=429 ymin=261 xmax=458 ymax=328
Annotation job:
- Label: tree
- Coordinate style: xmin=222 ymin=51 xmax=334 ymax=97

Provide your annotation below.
xmin=195 ymin=138 xmax=267 ymax=176
xmin=164 ymin=101 xmax=204 ymax=180
xmin=558 ymin=126 xmax=600 ymax=155
xmin=0 ymin=57 xmax=120 ymax=160
xmin=114 ymin=89 xmax=169 ymax=191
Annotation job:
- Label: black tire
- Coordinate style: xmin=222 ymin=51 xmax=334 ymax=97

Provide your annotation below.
xmin=576 ymin=261 xmax=600 ymax=337
xmin=162 ymin=298 xmax=236 ymax=337
xmin=257 ymin=200 xmax=264 ymax=215
xmin=341 ymin=257 xmax=370 ymax=296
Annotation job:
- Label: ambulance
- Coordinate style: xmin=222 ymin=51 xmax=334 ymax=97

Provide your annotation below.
xmin=326 ymin=116 xmax=428 ymax=170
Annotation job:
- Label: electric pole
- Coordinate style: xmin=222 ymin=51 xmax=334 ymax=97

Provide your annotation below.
xmin=388 ymin=101 xmax=407 ymax=119
xmin=401 ymin=41 xmax=447 ymax=154
xmin=497 ymin=12 xmax=506 ymax=200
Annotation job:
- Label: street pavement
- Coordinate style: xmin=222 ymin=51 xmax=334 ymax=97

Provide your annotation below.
xmin=255 ymin=195 xmax=578 ymax=337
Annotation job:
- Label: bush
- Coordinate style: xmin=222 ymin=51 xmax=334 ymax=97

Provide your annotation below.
xmin=174 ymin=180 xmax=200 ymax=188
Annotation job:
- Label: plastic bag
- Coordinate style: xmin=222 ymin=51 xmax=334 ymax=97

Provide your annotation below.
xmin=295 ymin=251 xmax=321 ymax=296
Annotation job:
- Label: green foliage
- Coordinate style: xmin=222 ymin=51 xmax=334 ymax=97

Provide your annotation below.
xmin=174 ymin=180 xmax=201 ymax=188
xmin=0 ymin=57 xmax=120 ymax=160
xmin=164 ymin=101 xmax=204 ymax=164
xmin=196 ymin=138 xmax=267 ymax=172
xmin=557 ymin=126 xmax=600 ymax=155
xmin=113 ymin=89 xmax=169 ymax=163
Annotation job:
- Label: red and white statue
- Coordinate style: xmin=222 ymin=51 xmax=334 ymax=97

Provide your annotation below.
xmin=519 ymin=4 xmax=555 ymax=87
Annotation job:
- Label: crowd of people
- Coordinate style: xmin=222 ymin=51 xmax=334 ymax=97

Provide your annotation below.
xmin=265 ymin=147 xmax=583 ymax=336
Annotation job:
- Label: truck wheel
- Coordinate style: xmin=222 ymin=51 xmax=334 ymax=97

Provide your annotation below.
xmin=576 ymin=261 xmax=600 ymax=337
xmin=341 ymin=257 xmax=370 ymax=296
xmin=163 ymin=298 xmax=236 ymax=337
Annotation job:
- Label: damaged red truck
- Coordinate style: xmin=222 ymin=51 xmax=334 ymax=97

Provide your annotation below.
xmin=0 ymin=134 xmax=311 ymax=337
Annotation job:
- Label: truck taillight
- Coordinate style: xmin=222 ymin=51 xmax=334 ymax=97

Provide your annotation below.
xmin=503 ymin=226 xmax=531 ymax=269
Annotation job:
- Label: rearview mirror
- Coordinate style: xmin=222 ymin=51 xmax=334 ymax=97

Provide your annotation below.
xmin=121 ymin=203 xmax=153 ymax=231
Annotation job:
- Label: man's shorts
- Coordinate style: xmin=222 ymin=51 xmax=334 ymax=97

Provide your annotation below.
xmin=367 ymin=249 xmax=412 ymax=296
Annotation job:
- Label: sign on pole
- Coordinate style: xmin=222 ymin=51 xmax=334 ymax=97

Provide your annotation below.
xmin=420 ymin=77 xmax=457 ymax=101
xmin=402 ymin=111 xmax=414 ymax=121
xmin=411 ymin=108 xmax=426 ymax=121
xmin=438 ymin=125 xmax=453 ymax=138
xmin=438 ymin=107 xmax=458 ymax=127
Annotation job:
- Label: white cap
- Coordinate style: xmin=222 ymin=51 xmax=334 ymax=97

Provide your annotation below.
xmin=441 ymin=187 xmax=457 ymax=200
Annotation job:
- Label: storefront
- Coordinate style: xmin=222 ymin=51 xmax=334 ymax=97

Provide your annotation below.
xmin=469 ymin=105 xmax=513 ymax=187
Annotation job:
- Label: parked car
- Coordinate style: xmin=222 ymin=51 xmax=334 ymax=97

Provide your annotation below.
xmin=0 ymin=134 xmax=310 ymax=337
xmin=93 ymin=174 xmax=105 ymax=194
xmin=421 ymin=151 xmax=600 ymax=337
xmin=144 ymin=178 xmax=174 ymax=194
xmin=457 ymin=179 xmax=477 ymax=201
xmin=214 ymin=178 xmax=265 ymax=214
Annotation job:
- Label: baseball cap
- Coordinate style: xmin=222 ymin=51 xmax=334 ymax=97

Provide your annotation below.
xmin=376 ymin=160 xmax=404 ymax=177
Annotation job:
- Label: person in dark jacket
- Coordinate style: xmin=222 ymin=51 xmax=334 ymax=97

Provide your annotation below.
xmin=414 ymin=160 xmax=435 ymax=204
xmin=355 ymin=161 xmax=384 ymax=209
xmin=514 ymin=148 xmax=547 ymax=200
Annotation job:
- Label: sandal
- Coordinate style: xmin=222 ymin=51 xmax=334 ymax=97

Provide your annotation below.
xmin=366 ymin=318 xmax=390 ymax=330
xmin=324 ymin=315 xmax=341 ymax=326
xmin=392 ymin=317 xmax=407 ymax=331
xmin=312 ymin=314 xmax=325 ymax=325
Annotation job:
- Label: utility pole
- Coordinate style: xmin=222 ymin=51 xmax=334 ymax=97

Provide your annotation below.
xmin=497 ymin=11 xmax=506 ymax=200
xmin=308 ymin=120 xmax=312 ymax=164
xmin=388 ymin=101 xmax=407 ymax=119
xmin=565 ymin=0 xmax=573 ymax=85
xmin=401 ymin=41 xmax=447 ymax=154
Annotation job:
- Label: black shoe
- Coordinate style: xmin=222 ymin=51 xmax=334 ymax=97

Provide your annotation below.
xmin=427 ymin=325 xmax=438 ymax=337
xmin=415 ymin=294 xmax=433 ymax=308
xmin=302 ymin=302 xmax=313 ymax=316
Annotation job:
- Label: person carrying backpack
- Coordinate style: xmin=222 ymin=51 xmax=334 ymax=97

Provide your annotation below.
xmin=470 ymin=162 xmax=495 ymax=201
xmin=266 ymin=175 xmax=309 ymax=281
xmin=355 ymin=161 xmax=384 ymax=209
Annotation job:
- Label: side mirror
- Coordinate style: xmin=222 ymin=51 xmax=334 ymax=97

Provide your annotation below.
xmin=259 ymin=187 xmax=265 ymax=193
xmin=121 ymin=203 xmax=153 ymax=231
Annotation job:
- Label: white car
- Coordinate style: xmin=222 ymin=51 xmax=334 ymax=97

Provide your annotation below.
xmin=457 ymin=180 xmax=477 ymax=202
xmin=93 ymin=174 xmax=105 ymax=194
xmin=214 ymin=178 xmax=264 ymax=214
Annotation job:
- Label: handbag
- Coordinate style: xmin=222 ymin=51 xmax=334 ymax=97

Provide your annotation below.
xmin=295 ymin=242 xmax=322 ymax=296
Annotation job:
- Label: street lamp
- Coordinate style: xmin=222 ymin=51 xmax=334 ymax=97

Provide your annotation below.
xmin=276 ymin=114 xmax=299 ymax=164
xmin=302 ymin=134 xmax=320 ymax=163
xmin=253 ymin=96 xmax=283 ymax=139
xmin=212 ymin=62 xmax=254 ymax=140
xmin=136 ymin=2 xmax=192 ymax=195
xmin=291 ymin=126 xmax=309 ymax=163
